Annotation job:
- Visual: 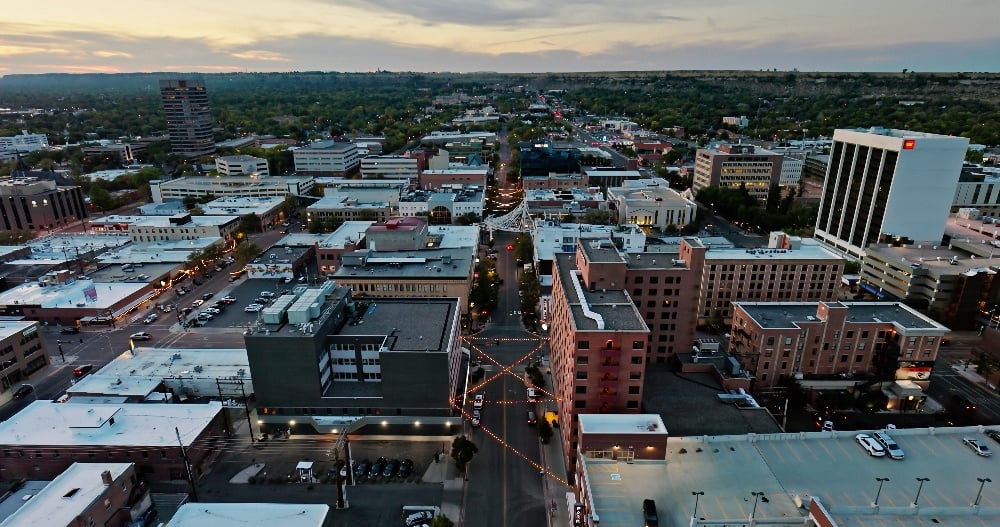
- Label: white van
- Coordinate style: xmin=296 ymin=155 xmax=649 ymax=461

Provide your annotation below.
xmin=527 ymin=387 xmax=538 ymax=402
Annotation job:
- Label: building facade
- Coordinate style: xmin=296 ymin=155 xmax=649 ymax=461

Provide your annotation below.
xmin=0 ymin=321 xmax=50 ymax=397
xmin=606 ymin=180 xmax=696 ymax=231
xmin=150 ymin=176 xmax=314 ymax=202
xmin=215 ymin=155 xmax=269 ymax=177
xmin=693 ymin=143 xmax=785 ymax=205
xmin=159 ymin=79 xmax=215 ymax=158
xmin=360 ymin=155 xmax=420 ymax=180
xmin=730 ymin=301 xmax=949 ymax=388
xmin=127 ymin=213 xmax=240 ymax=243
xmin=814 ymin=128 xmax=969 ymax=260
xmin=293 ymin=141 xmax=361 ymax=176
xmin=0 ymin=177 xmax=88 ymax=231
xmin=549 ymin=242 xmax=650 ymax=473
xmin=0 ymin=130 xmax=48 ymax=153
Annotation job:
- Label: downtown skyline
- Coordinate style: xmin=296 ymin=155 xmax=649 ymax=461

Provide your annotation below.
xmin=2 ymin=0 xmax=1000 ymax=75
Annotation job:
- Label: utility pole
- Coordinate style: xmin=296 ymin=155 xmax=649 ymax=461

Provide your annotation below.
xmin=175 ymin=427 xmax=199 ymax=502
xmin=215 ymin=379 xmax=233 ymax=439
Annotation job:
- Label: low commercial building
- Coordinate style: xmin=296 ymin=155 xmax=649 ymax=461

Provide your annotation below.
xmin=581 ymin=167 xmax=643 ymax=188
xmin=215 ymin=154 xmax=269 ymax=177
xmin=246 ymin=244 xmax=314 ymax=281
xmin=0 ymin=321 xmax=49 ymax=399
xmin=292 ymin=141 xmax=360 ymax=176
xmin=398 ymin=186 xmax=484 ymax=224
xmin=606 ymin=179 xmax=696 ymax=231
xmin=729 ymin=300 xmax=949 ymax=388
xmin=524 ymin=187 xmax=605 ymax=218
xmin=315 ymin=221 xmax=373 ymax=276
xmin=521 ymin=172 xmax=587 ymax=191
xmin=306 ymin=195 xmax=393 ymax=226
xmin=170 ymin=503 xmax=328 ymax=527
xmin=0 ymin=401 xmax=226 ymax=481
xmin=150 ymin=175 xmax=314 ymax=202
xmin=89 ymin=347 xmax=252 ymax=402
xmin=549 ymin=241 xmax=650 ymax=474
xmin=577 ymin=414 xmax=668 ymax=463
xmin=0 ymin=275 xmax=152 ymax=326
xmin=693 ymin=143 xmax=785 ymax=205
xmin=245 ymin=286 xmax=464 ymax=433
xmin=201 ymin=196 xmax=287 ymax=227
xmin=360 ymin=155 xmax=420 ymax=180
xmin=0 ymin=462 xmax=151 ymax=527
xmin=419 ymin=166 xmax=489 ymax=189
xmin=127 ymin=213 xmax=240 ymax=243
xmin=0 ymin=130 xmax=48 ymax=152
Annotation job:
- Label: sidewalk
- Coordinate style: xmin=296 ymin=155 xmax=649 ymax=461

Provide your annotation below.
xmin=420 ymin=450 xmax=464 ymax=525
xmin=539 ymin=363 xmax=571 ymax=527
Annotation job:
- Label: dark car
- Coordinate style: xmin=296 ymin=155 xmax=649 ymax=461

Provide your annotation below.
xmin=953 ymin=394 xmax=976 ymax=412
xmin=202 ymin=292 xmax=214 ymax=300
xmin=643 ymin=499 xmax=658 ymax=527
xmin=383 ymin=459 xmax=400 ymax=478
xmin=12 ymin=384 xmax=34 ymax=400
xmin=370 ymin=457 xmax=387 ymax=478
xmin=59 ymin=326 xmax=80 ymax=334
xmin=72 ymin=364 xmax=94 ymax=378
xmin=987 ymin=429 xmax=1000 ymax=444
xmin=398 ymin=458 xmax=414 ymax=478
xmin=354 ymin=459 xmax=370 ymax=479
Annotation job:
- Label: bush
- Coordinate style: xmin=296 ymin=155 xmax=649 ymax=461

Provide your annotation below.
xmin=247 ymin=476 xmax=257 ymax=484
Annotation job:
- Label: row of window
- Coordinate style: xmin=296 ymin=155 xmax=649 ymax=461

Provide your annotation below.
xmin=349 ymin=282 xmax=451 ymax=293
xmin=332 ymin=358 xmax=381 ymax=365
xmin=576 ymin=340 xmax=645 ymax=350
xmin=332 ymin=371 xmax=382 ymax=380
xmin=330 ymin=343 xmax=379 ymax=351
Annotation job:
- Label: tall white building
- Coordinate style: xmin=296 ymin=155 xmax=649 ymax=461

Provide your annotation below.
xmin=292 ymin=141 xmax=360 ymax=176
xmin=360 ymin=155 xmax=420 ymax=179
xmin=0 ymin=130 xmax=48 ymax=152
xmin=814 ymin=128 xmax=969 ymax=260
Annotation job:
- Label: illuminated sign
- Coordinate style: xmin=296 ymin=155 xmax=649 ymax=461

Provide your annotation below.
xmin=22 ymin=326 xmax=37 ymax=337
xmin=573 ymin=503 xmax=586 ymax=526
xmin=902 ymin=139 xmax=916 ymax=150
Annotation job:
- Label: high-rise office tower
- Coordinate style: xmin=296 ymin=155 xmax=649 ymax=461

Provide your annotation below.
xmin=159 ymin=79 xmax=216 ymax=158
xmin=814 ymin=128 xmax=968 ymax=260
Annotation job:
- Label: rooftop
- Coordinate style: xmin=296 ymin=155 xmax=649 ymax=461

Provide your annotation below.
xmin=704 ymin=237 xmax=844 ymax=261
xmin=169 ymin=503 xmax=328 ymax=527
xmin=0 ymin=278 xmax=146 ymax=310
xmin=318 ymin=221 xmax=374 ymax=249
xmin=96 ymin=238 xmax=222 ymax=264
xmin=0 ymin=320 xmax=37 ymax=340
xmin=0 ymin=463 xmax=133 ymax=527
xmin=202 ymin=196 xmax=284 ymax=216
xmin=307 ymin=195 xmax=390 ymax=210
xmin=296 ymin=140 xmax=356 ymax=152
xmin=335 ymin=248 xmax=472 ymax=280
xmin=578 ymin=414 xmax=667 ymax=435
xmin=554 ymin=253 xmax=648 ymax=332
xmin=98 ymin=348 xmax=249 ymax=383
xmin=130 ymin=215 xmax=239 ymax=228
xmin=584 ymin=426 xmax=1000 ymax=527
xmin=217 ymin=154 xmax=264 ymax=163
xmin=0 ymin=401 xmax=222 ymax=446
xmin=278 ymin=232 xmax=330 ymax=247
xmin=338 ymin=298 xmax=457 ymax=353
xmin=66 ymin=374 xmax=163 ymax=399
xmin=735 ymin=301 xmax=949 ymax=332
xmin=840 ymin=126 xmax=970 ymax=139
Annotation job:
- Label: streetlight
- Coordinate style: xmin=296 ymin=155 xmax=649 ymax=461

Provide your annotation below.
xmin=913 ymin=477 xmax=930 ymax=507
xmin=873 ymin=477 xmax=890 ymax=507
xmin=691 ymin=491 xmax=705 ymax=520
xmin=750 ymin=491 xmax=765 ymax=523
xmin=974 ymin=477 xmax=991 ymax=507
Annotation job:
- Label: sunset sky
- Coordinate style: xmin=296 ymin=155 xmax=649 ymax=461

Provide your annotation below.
xmin=2 ymin=0 xmax=999 ymax=74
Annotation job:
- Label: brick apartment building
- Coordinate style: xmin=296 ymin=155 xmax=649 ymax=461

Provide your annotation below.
xmin=549 ymin=241 xmax=650 ymax=473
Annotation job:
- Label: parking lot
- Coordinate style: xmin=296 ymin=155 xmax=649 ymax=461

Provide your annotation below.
xmin=167 ymin=279 xmax=309 ymax=330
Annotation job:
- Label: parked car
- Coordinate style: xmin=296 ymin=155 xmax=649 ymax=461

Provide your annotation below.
xmin=197 ymin=312 xmax=214 ymax=321
xmin=398 ymin=459 xmax=414 ymax=478
xmin=370 ymin=457 xmax=387 ymax=479
xmin=129 ymin=332 xmax=152 ymax=341
xmin=383 ymin=459 xmax=400 ymax=478
xmin=964 ymin=437 xmax=993 ymax=457
xmin=143 ymin=313 xmax=159 ymax=324
xmin=855 ymin=433 xmax=886 ymax=457
xmin=872 ymin=430 xmax=905 ymax=460
xmin=260 ymin=291 xmax=276 ymax=298
xmin=72 ymin=364 xmax=94 ymax=378
xmin=12 ymin=384 xmax=34 ymax=400
xmin=244 ymin=304 xmax=263 ymax=313
xmin=354 ymin=459 xmax=370 ymax=479
xmin=221 ymin=296 xmax=237 ymax=304
xmin=987 ymin=429 xmax=1000 ymax=444
xmin=642 ymin=498 xmax=659 ymax=527
xmin=204 ymin=308 xmax=221 ymax=315
xmin=60 ymin=327 xmax=80 ymax=334
xmin=405 ymin=511 xmax=433 ymax=526
xmin=181 ymin=307 xmax=194 ymax=315
xmin=191 ymin=299 xmax=205 ymax=308
xmin=202 ymin=292 xmax=214 ymax=300
xmin=176 ymin=288 xmax=187 ymax=296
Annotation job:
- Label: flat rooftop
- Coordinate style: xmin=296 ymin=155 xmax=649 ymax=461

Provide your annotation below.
xmin=88 ymin=262 xmax=178 ymax=282
xmin=584 ymin=426 xmax=1000 ymax=527
xmin=296 ymin=140 xmax=356 ymax=152
xmin=169 ymin=503 xmax=328 ymax=527
xmin=22 ymin=233 xmax=131 ymax=260
xmin=579 ymin=414 xmax=667 ymax=435
xmin=0 ymin=278 xmax=146 ymax=310
xmin=427 ymin=225 xmax=479 ymax=249
xmin=319 ymin=221 xmax=373 ymax=249
xmin=0 ymin=401 xmax=222 ymax=446
xmin=96 ymin=238 xmax=222 ymax=264
xmin=554 ymin=253 xmax=648 ymax=332
xmin=202 ymin=196 xmax=284 ymax=216
xmin=130 ymin=215 xmax=238 ymax=228
xmin=99 ymin=348 xmax=249 ymax=382
xmin=735 ymin=301 xmax=948 ymax=331
xmin=278 ymin=233 xmax=329 ymax=247
xmin=334 ymin=248 xmax=472 ymax=280
xmin=338 ymin=298 xmax=457 ymax=353
xmin=0 ymin=320 xmax=36 ymax=340
xmin=0 ymin=463 xmax=133 ymax=527
xmin=66 ymin=374 xmax=162 ymax=398
xmin=704 ymin=237 xmax=843 ymax=261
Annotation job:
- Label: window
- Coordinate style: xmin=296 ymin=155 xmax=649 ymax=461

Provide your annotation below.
xmin=626 ymin=400 xmax=639 ymax=409
xmin=576 ymin=356 xmax=589 ymax=365
xmin=576 ymin=371 xmax=588 ymax=380
xmin=840 ymin=354 xmax=848 ymax=363
xmin=576 ymin=386 xmax=587 ymax=394
xmin=631 ymin=356 xmax=643 ymax=365
xmin=577 ymin=341 xmax=589 ymax=350
xmin=784 ymin=337 xmax=792 ymax=345
xmin=575 ymin=400 xmax=587 ymax=409
xmin=629 ymin=371 xmax=641 ymax=380
xmin=632 ymin=340 xmax=644 ymax=349
xmin=628 ymin=386 xmax=640 ymax=394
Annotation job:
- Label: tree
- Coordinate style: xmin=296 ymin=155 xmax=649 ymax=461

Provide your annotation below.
xmin=233 ymin=240 xmax=260 ymax=265
xmin=89 ymin=186 xmax=118 ymax=212
xmin=239 ymin=213 xmax=263 ymax=234
xmin=430 ymin=515 xmax=455 ymax=527
xmin=450 ymin=435 xmax=478 ymax=471
xmin=0 ymin=229 xmax=38 ymax=245
xmin=537 ymin=418 xmax=554 ymax=444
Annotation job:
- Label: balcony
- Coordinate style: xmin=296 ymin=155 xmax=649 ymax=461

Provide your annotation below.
xmin=600 ymin=347 xmax=622 ymax=361
xmin=599 ymin=361 xmax=620 ymax=374
xmin=599 ymin=377 xmax=619 ymax=389
xmin=599 ymin=387 xmax=617 ymax=398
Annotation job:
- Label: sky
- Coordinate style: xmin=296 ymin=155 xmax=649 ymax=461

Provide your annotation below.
xmin=2 ymin=0 xmax=999 ymax=75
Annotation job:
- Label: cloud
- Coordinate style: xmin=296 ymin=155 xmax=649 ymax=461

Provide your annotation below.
xmin=94 ymin=50 xmax=133 ymax=59
xmin=230 ymin=50 xmax=289 ymax=62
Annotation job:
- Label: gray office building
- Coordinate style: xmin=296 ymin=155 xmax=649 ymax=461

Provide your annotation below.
xmin=159 ymin=79 xmax=216 ymax=159
xmin=245 ymin=283 xmax=464 ymax=434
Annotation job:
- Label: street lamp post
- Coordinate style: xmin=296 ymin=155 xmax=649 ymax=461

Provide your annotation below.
xmin=691 ymin=491 xmax=705 ymax=521
xmin=974 ymin=477 xmax=991 ymax=507
xmin=750 ymin=491 xmax=765 ymax=524
xmin=873 ymin=477 xmax=890 ymax=507
xmin=913 ymin=477 xmax=930 ymax=507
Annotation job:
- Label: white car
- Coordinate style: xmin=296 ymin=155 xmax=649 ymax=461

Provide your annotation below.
xmin=471 ymin=410 xmax=481 ymax=428
xmin=143 ymin=313 xmax=158 ymax=324
xmin=244 ymin=304 xmax=263 ymax=313
xmin=855 ymin=433 xmax=886 ymax=457
xmin=191 ymin=299 xmax=205 ymax=307
xmin=964 ymin=437 xmax=993 ymax=457
xmin=872 ymin=430 xmax=905 ymax=460
xmin=473 ymin=394 xmax=484 ymax=409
